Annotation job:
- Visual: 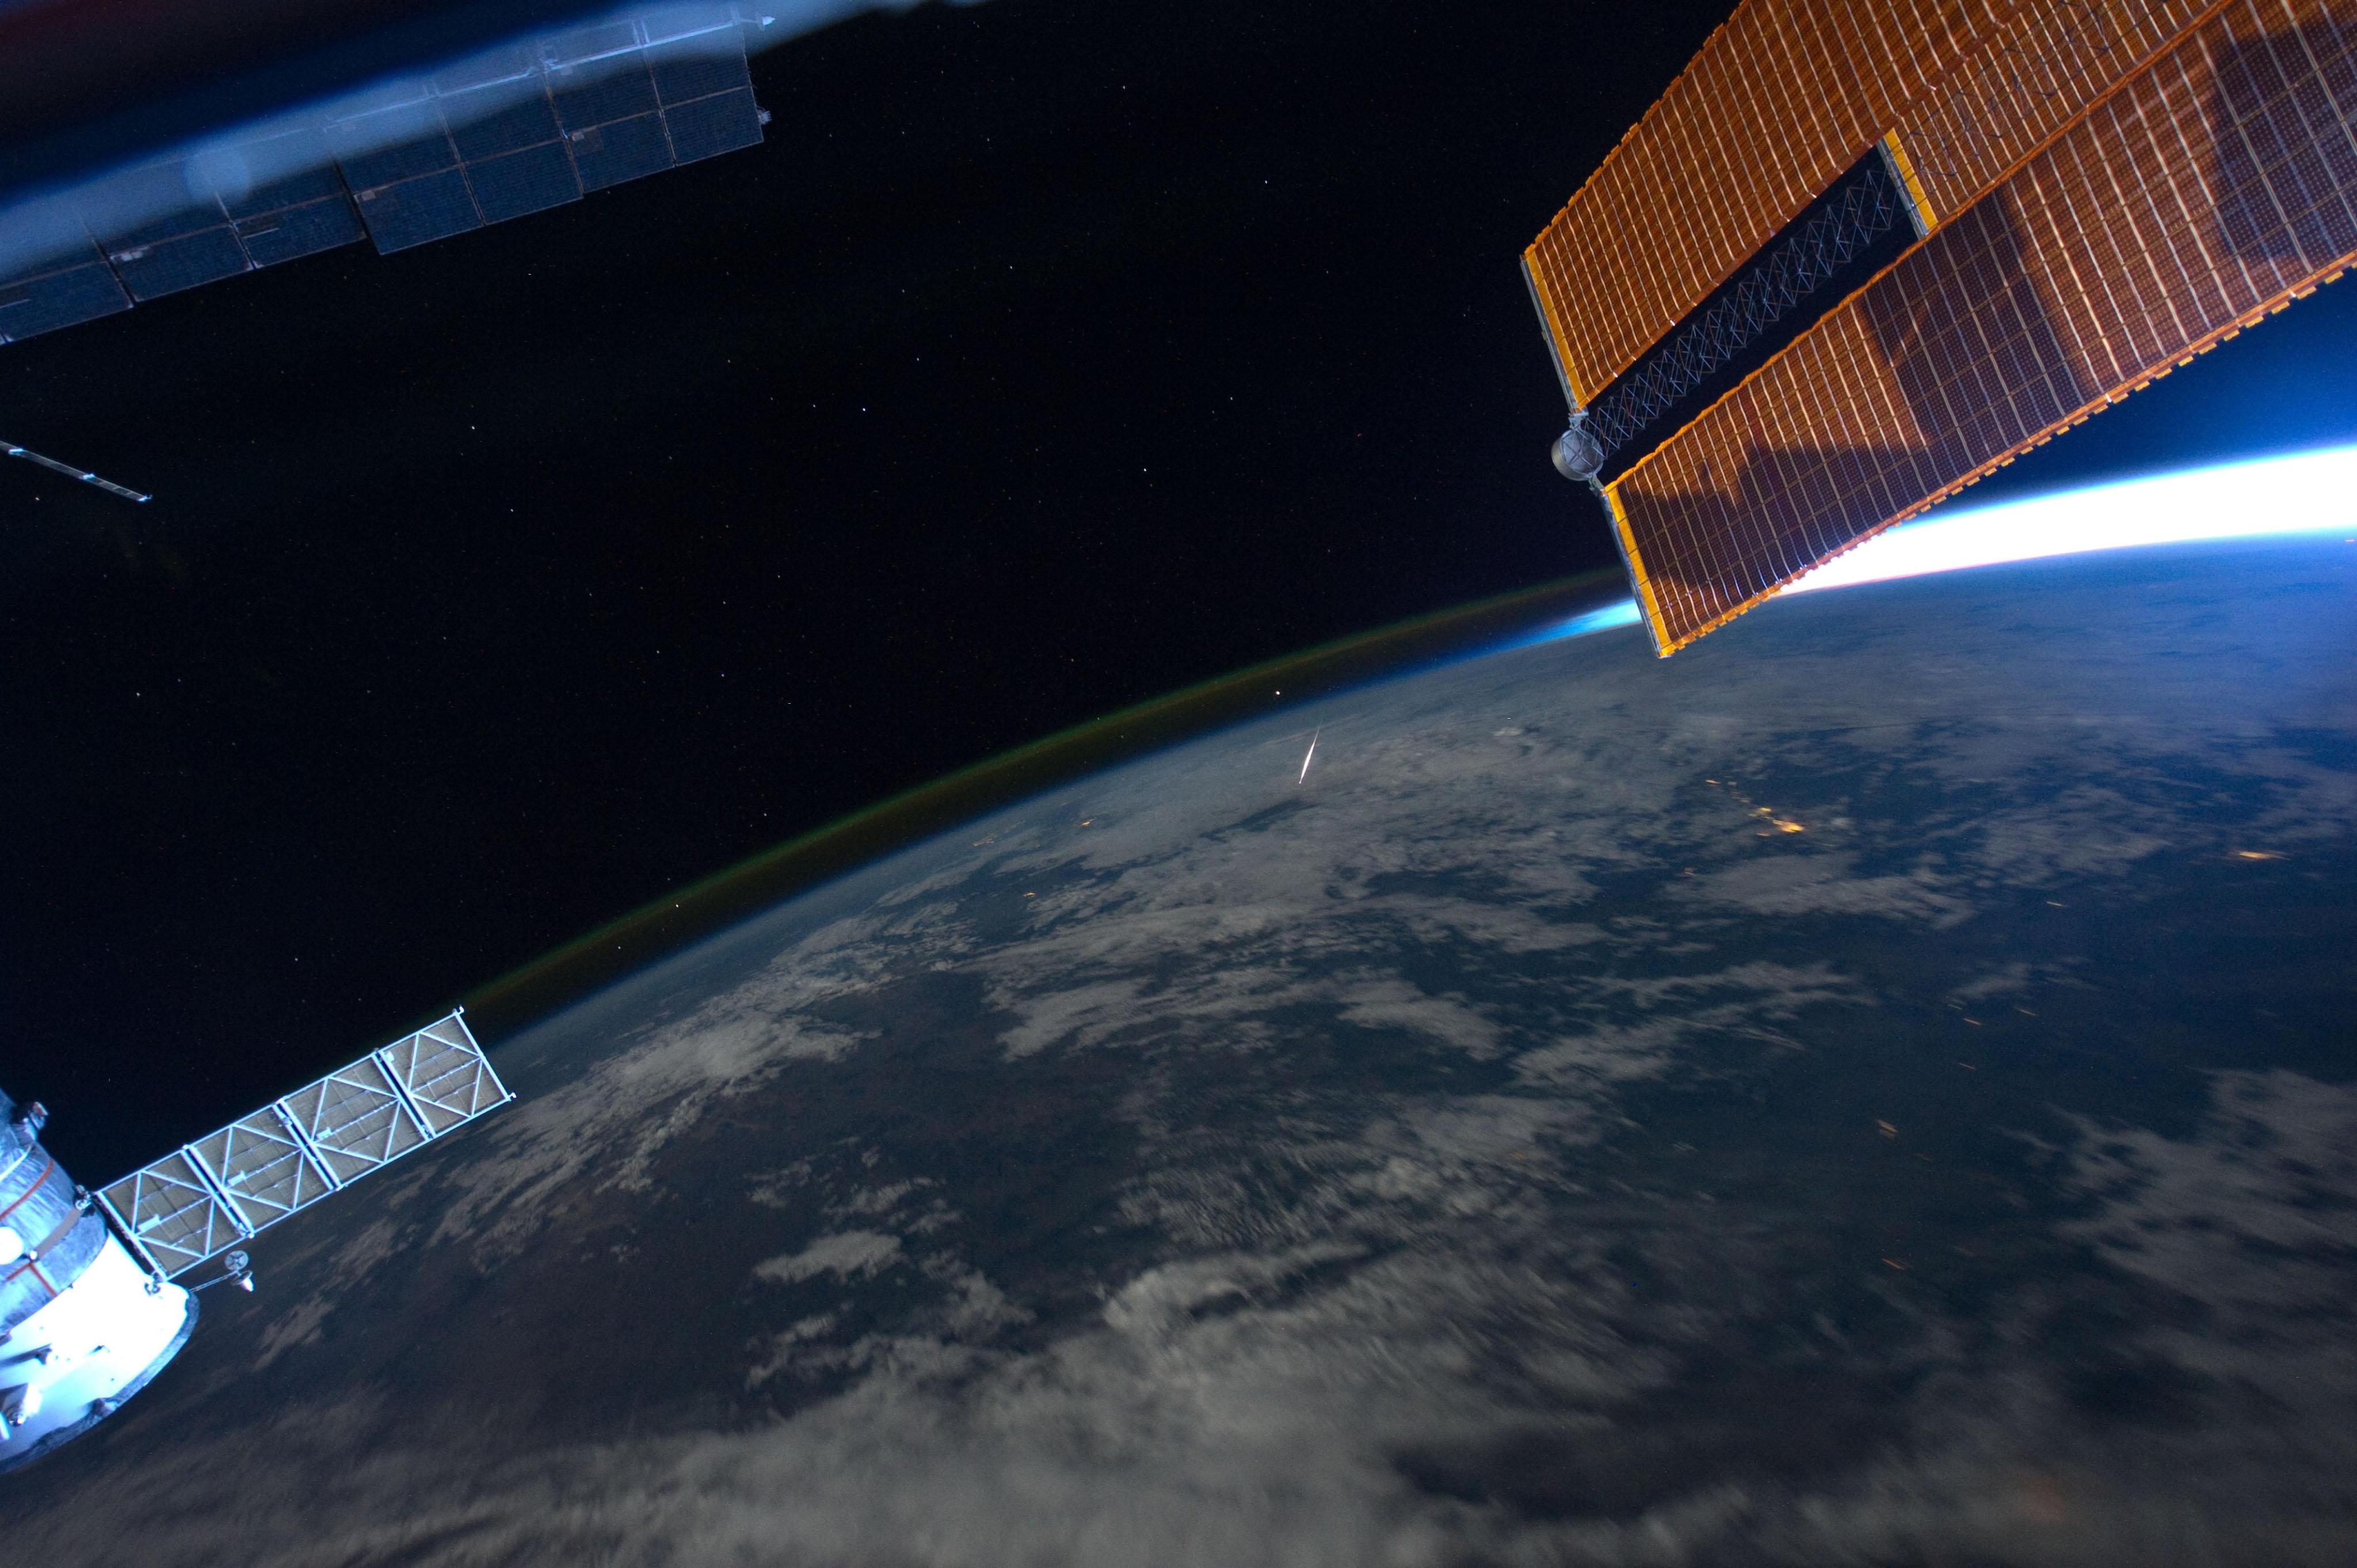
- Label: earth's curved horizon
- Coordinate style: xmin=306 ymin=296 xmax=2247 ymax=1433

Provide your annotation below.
xmin=4 ymin=533 xmax=2355 ymax=1565
xmin=462 ymin=569 xmax=1631 ymax=1035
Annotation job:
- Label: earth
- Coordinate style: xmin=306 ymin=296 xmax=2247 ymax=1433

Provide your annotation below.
xmin=6 ymin=536 xmax=2356 ymax=1565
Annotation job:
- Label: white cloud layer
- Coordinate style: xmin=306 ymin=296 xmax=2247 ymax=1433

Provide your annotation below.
xmin=5 ymin=532 xmax=2355 ymax=1564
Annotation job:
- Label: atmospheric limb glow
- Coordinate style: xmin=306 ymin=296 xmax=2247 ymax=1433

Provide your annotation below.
xmin=1535 ymin=601 xmax=1645 ymax=642
xmin=1784 ymin=443 xmax=2357 ymax=595
xmin=1534 ymin=444 xmax=2357 ymax=647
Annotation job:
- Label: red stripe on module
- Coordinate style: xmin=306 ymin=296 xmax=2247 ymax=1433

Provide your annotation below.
xmin=2 ymin=1258 xmax=59 ymax=1302
xmin=0 ymin=1157 xmax=56 ymax=1227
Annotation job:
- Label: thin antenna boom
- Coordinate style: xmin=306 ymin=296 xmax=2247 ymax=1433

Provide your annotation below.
xmin=5 ymin=440 xmax=149 ymax=503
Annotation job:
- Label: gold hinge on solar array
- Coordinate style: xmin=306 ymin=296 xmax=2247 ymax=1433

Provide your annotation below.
xmin=1878 ymin=131 xmax=1937 ymax=238
xmin=1601 ymin=484 xmax=1671 ymax=657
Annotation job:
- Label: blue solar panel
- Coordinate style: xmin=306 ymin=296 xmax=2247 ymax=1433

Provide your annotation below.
xmin=112 ymin=229 xmax=250 ymax=301
xmin=223 ymin=165 xmax=348 ymax=221
xmin=451 ymin=94 xmax=565 ymax=163
xmin=354 ymin=169 xmax=480 ymax=253
xmin=341 ymin=129 xmax=459 ymax=195
xmin=80 ymin=161 xmax=204 ymax=245
xmin=665 ymin=89 xmax=762 ymax=165
xmin=546 ymin=20 xmax=643 ymax=66
xmin=552 ymin=64 xmax=661 ymax=133
xmin=651 ymin=44 xmax=751 ymax=107
xmin=234 ymin=194 xmax=365 ymax=268
xmin=433 ymin=41 xmax=538 ymax=97
xmin=569 ymin=114 xmax=676 ymax=191
xmin=81 ymin=166 xmax=254 ymax=301
xmin=464 ymin=143 xmax=582 ymax=224
xmin=105 ymin=201 xmax=227 ymax=249
xmin=0 ymin=247 xmax=131 ymax=342
xmin=0 ymin=9 xmax=771 ymax=350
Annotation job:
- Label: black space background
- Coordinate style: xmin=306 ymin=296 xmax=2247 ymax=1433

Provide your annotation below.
xmin=6 ymin=0 xmax=2357 ymax=1182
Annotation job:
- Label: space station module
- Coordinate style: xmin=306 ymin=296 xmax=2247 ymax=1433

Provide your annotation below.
xmin=0 ymin=1011 xmax=509 ymax=1471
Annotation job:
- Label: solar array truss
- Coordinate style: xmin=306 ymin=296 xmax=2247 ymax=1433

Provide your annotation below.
xmin=0 ymin=3 xmax=769 ymax=346
xmin=1525 ymin=0 xmax=2357 ymax=655
xmin=96 ymin=1012 xmax=512 ymax=1280
xmin=1580 ymin=154 xmax=1914 ymax=470
xmin=3 ymin=439 xmax=148 ymax=502
xmin=1524 ymin=0 xmax=1997 ymax=405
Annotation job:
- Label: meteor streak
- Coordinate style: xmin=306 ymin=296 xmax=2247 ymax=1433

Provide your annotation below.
xmin=1298 ymin=728 xmax=1319 ymax=784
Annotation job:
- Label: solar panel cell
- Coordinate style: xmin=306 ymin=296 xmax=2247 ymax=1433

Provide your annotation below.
xmin=188 ymin=1112 xmax=333 ymax=1226
xmin=234 ymin=194 xmax=365 ymax=267
xmin=377 ymin=1018 xmax=506 ymax=1135
xmin=552 ymin=62 xmax=662 ymax=132
xmin=451 ymin=93 xmax=566 ymax=162
xmin=104 ymin=198 xmax=228 ymax=249
xmin=464 ymin=142 xmax=584 ymax=223
xmin=433 ymin=41 xmax=539 ymax=96
xmin=112 ymin=228 xmax=250 ymax=300
xmin=570 ymin=113 xmax=677 ymax=190
xmin=665 ymin=88 xmax=764 ymax=165
xmin=98 ymin=1155 xmax=246 ymax=1278
xmin=0 ymin=248 xmax=131 ymax=343
xmin=223 ymin=163 xmax=348 ymax=220
xmin=546 ymin=20 xmax=645 ymax=68
xmin=651 ymin=42 xmax=753 ymax=106
xmin=75 ymin=159 xmax=200 ymax=243
xmin=355 ymin=167 xmax=482 ymax=253
xmin=340 ymin=128 xmax=459 ymax=194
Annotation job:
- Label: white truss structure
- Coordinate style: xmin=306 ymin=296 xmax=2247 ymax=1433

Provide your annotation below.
xmin=96 ymin=1010 xmax=511 ymax=1279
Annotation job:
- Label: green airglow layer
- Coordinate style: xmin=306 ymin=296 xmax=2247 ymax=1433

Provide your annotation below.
xmin=464 ymin=568 xmax=1630 ymax=1035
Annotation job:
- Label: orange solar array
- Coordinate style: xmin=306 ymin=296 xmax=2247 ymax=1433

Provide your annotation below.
xmin=1525 ymin=0 xmax=2000 ymax=403
xmin=1607 ymin=0 xmax=2357 ymax=652
xmin=1892 ymin=0 xmax=2222 ymax=218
